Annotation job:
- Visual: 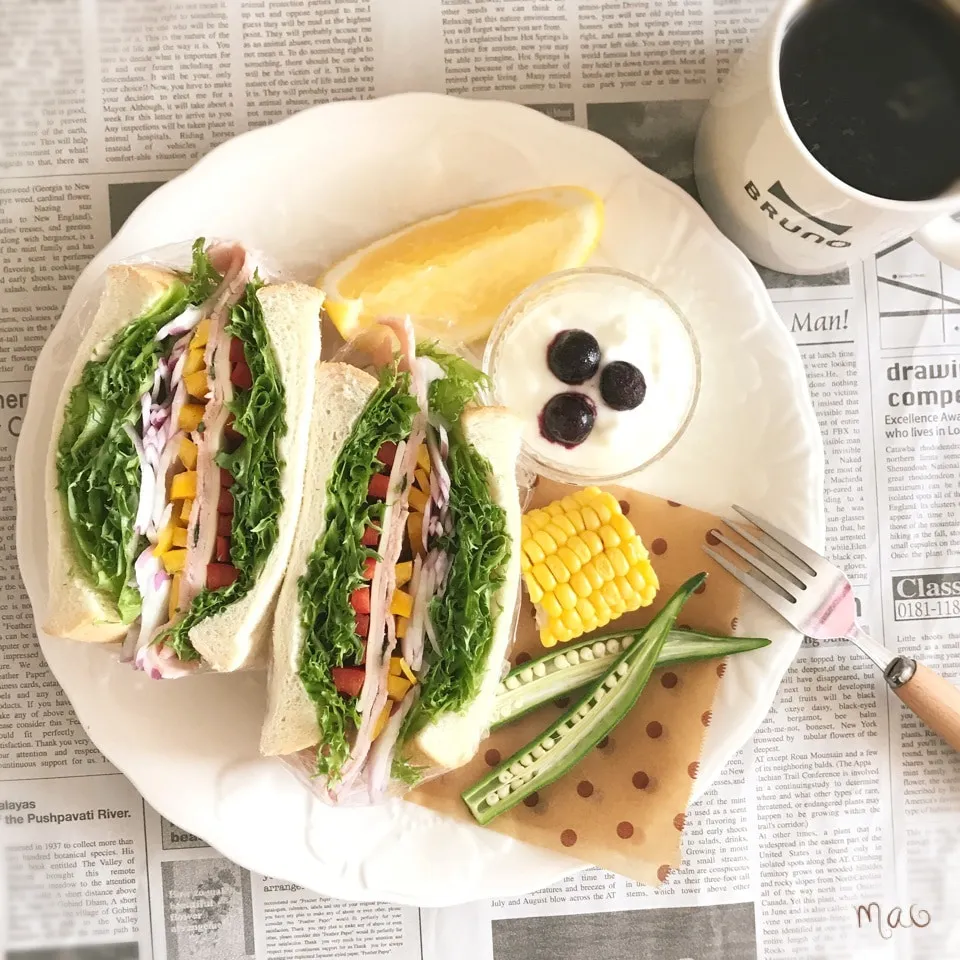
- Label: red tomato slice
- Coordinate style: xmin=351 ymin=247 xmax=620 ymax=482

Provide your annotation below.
xmin=229 ymin=336 xmax=245 ymax=363
xmin=225 ymin=414 xmax=243 ymax=448
xmin=206 ymin=563 xmax=239 ymax=590
xmin=350 ymin=586 xmax=371 ymax=614
xmin=215 ymin=536 xmax=231 ymax=562
xmin=331 ymin=667 xmax=365 ymax=698
xmin=367 ymin=473 xmax=390 ymax=499
xmin=362 ymin=556 xmax=376 ymax=580
xmin=218 ymin=489 xmax=234 ymax=515
xmin=220 ymin=468 xmax=234 ymax=488
xmin=231 ymin=360 xmax=253 ymax=391
xmin=377 ymin=441 xmax=397 ymax=466
xmin=361 ymin=526 xmax=380 ymax=546
xmin=354 ymin=613 xmax=370 ymax=637
xmin=217 ymin=514 xmax=232 ymax=536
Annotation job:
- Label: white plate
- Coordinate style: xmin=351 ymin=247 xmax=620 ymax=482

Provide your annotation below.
xmin=16 ymin=93 xmax=824 ymax=906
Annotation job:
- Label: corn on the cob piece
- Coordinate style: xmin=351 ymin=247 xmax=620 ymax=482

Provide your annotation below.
xmin=520 ymin=487 xmax=659 ymax=647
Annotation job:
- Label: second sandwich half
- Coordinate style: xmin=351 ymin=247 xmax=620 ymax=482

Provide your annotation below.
xmin=262 ymin=319 xmax=521 ymax=803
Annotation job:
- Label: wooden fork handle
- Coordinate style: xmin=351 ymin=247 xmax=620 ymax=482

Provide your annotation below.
xmin=890 ymin=660 xmax=960 ymax=751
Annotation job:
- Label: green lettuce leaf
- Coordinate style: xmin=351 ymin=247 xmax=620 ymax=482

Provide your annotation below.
xmin=401 ymin=423 xmax=509 ymax=739
xmin=415 ymin=341 xmax=490 ymax=424
xmin=297 ymin=366 xmax=418 ymax=781
xmin=185 ymin=237 xmax=223 ymax=305
xmin=160 ymin=279 xmax=287 ymax=661
xmin=56 ymin=281 xmax=189 ymax=620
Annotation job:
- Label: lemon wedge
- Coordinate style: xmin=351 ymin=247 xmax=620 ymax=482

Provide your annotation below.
xmin=320 ymin=186 xmax=604 ymax=343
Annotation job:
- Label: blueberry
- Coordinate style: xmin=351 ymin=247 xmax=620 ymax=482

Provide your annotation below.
xmin=547 ymin=329 xmax=601 ymax=385
xmin=539 ymin=393 xmax=597 ymax=448
xmin=600 ymin=361 xmax=646 ymax=410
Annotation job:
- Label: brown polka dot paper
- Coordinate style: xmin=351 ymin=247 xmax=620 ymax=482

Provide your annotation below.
xmin=409 ymin=481 xmax=743 ymax=887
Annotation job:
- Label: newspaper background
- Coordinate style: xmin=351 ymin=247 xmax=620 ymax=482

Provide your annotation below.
xmin=2 ymin=0 xmax=959 ymax=957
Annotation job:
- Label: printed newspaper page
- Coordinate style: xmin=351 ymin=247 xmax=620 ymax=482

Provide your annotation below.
xmin=3 ymin=2 xmax=959 ymax=959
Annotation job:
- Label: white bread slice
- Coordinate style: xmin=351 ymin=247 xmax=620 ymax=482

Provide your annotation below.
xmin=260 ymin=362 xmax=378 ymax=755
xmin=44 ymin=265 xmax=182 ymax=642
xmin=186 ymin=282 xmax=323 ymax=671
xmin=409 ymin=406 xmax=522 ymax=771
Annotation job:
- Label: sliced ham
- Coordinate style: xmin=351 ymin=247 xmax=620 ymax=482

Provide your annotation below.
xmin=179 ymin=246 xmax=250 ymax=610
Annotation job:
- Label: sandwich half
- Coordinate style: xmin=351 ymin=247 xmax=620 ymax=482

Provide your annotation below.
xmin=262 ymin=320 xmax=521 ymax=801
xmin=45 ymin=239 xmax=322 ymax=676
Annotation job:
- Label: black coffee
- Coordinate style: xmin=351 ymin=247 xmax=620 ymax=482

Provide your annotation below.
xmin=780 ymin=0 xmax=960 ymax=201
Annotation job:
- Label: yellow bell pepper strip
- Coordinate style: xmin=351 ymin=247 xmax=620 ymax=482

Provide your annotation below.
xmin=177 ymin=404 xmax=205 ymax=432
xmin=178 ymin=437 xmax=198 ymax=471
xmin=170 ymin=470 xmax=198 ymax=500
xmin=160 ymin=548 xmax=187 ymax=574
xmin=389 ymin=589 xmax=413 ymax=619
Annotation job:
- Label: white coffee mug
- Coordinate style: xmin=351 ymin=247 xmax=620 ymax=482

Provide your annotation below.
xmin=694 ymin=0 xmax=960 ymax=275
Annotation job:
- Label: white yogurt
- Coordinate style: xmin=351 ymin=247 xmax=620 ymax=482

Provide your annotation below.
xmin=491 ymin=270 xmax=699 ymax=479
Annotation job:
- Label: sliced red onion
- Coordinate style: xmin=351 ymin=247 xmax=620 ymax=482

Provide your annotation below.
xmin=140 ymin=392 xmax=151 ymax=434
xmin=155 ymin=304 xmax=204 ymax=342
xmin=124 ymin=422 xmax=155 ymax=536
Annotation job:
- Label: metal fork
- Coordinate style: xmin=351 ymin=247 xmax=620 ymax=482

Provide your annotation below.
xmin=704 ymin=505 xmax=960 ymax=751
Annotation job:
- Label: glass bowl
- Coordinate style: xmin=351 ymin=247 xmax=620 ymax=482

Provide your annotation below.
xmin=482 ymin=267 xmax=701 ymax=485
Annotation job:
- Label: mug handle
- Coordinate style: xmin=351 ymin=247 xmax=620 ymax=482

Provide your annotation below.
xmin=913 ymin=215 xmax=960 ymax=270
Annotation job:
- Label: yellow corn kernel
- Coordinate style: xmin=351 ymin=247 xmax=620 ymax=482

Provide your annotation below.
xmin=525 ymin=510 xmax=550 ymax=531
xmin=544 ymin=501 xmax=564 ymax=517
xmin=551 ymin=515 xmax=577 ymax=538
xmin=611 ymin=512 xmax=634 ymax=540
xmin=581 ymin=506 xmax=601 ymax=530
xmin=556 ymin=546 xmax=582 ymax=575
xmin=570 ymin=571 xmax=592 ymax=598
xmin=607 ymin=546 xmax=629 ymax=577
xmin=179 ymin=498 xmax=193 ymax=524
xmin=178 ymin=403 xmax=205 ymax=432
xmin=523 ymin=539 xmax=545 ymax=565
xmin=598 ymin=524 xmax=621 ymax=549
xmin=641 ymin=583 xmax=658 ymax=605
xmin=622 ymin=537 xmax=644 ymax=565
xmin=395 ymin=561 xmax=413 ymax=587
xmin=540 ymin=632 xmax=557 ymax=648
xmin=614 ymin=576 xmax=638 ymax=603
xmin=390 ymin=589 xmax=413 ymax=619
xmin=558 ymin=496 xmax=581 ymax=515
xmin=526 ymin=577 xmax=544 ymax=604
xmin=580 ymin=529 xmax=604 ymax=556
xmin=408 ymin=485 xmax=428 ymax=513
xmin=555 ymin=582 xmax=578 ymax=611
xmin=627 ymin=567 xmax=647 ymax=593
xmin=594 ymin=499 xmax=613 ymax=524
xmin=191 ymin=318 xmax=210 ymax=348
xmin=414 ymin=467 xmax=429 ymax=492
xmin=533 ymin=529 xmax=557 ymax=556
xmin=170 ymin=471 xmax=198 ymax=500
xmin=178 ymin=437 xmax=198 ymax=470
xmin=416 ymin=444 xmax=431 ymax=473
xmin=580 ymin=561 xmax=604 ymax=590
xmin=387 ymin=675 xmax=411 ymax=701
xmin=543 ymin=522 xmax=568 ymax=547
xmin=594 ymin=554 xmax=615 ymax=582
xmin=183 ymin=347 xmax=205 ymax=376
xmin=172 ymin=527 xmax=188 ymax=548
xmin=531 ymin=563 xmax=556 ymax=592
xmin=372 ymin=705 xmax=391 ymax=741
xmin=540 ymin=592 xmax=563 ymax=620
xmin=168 ymin=573 xmax=181 ymax=621
xmin=573 ymin=487 xmax=599 ymax=505
xmin=562 ymin=609 xmax=583 ymax=633
xmin=395 ymin=617 xmax=408 ymax=639
xmin=184 ymin=369 xmax=209 ymax=399
xmin=161 ymin=549 xmax=187 ymax=574
xmin=154 ymin=519 xmax=175 ymax=556
xmin=565 ymin=535 xmax=592 ymax=565
xmin=520 ymin=552 xmax=531 ymax=574
xmin=545 ymin=555 xmax=570 ymax=584
xmin=550 ymin=621 xmax=574 ymax=643
xmin=602 ymin=581 xmax=623 ymax=606
xmin=575 ymin=596 xmax=596 ymax=621
xmin=592 ymin=594 xmax=612 ymax=624
xmin=407 ymin=512 xmax=423 ymax=551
